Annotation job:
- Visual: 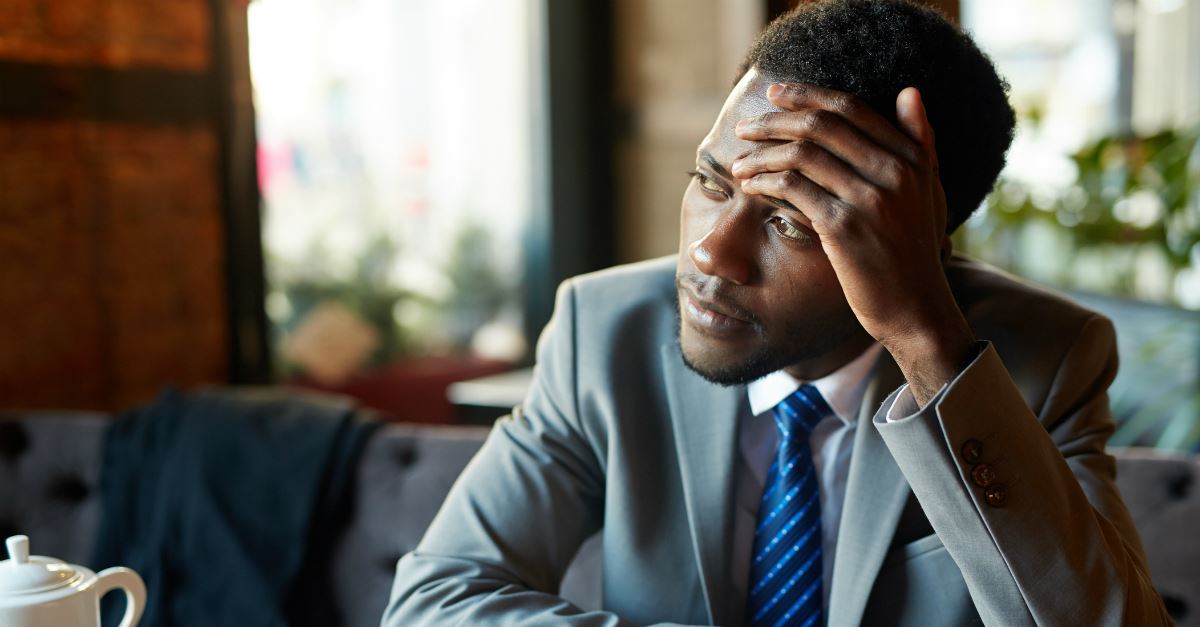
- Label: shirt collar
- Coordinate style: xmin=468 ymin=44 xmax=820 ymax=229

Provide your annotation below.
xmin=745 ymin=343 xmax=884 ymax=424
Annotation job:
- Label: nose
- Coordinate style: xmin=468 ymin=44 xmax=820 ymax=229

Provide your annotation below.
xmin=688 ymin=210 xmax=755 ymax=285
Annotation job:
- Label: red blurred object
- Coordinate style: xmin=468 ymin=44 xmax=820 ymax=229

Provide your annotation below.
xmin=288 ymin=356 xmax=512 ymax=423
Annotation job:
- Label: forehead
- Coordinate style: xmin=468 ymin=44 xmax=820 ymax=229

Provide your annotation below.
xmin=699 ymin=68 xmax=785 ymax=163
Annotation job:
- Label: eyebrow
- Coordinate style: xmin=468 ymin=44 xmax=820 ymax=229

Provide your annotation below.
xmin=698 ymin=150 xmax=732 ymax=179
xmin=697 ymin=147 xmax=804 ymax=216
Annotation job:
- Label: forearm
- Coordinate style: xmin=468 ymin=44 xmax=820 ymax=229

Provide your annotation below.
xmin=385 ymin=551 xmax=706 ymax=627
xmin=876 ymin=341 xmax=1171 ymax=626
xmin=877 ymin=273 xmax=978 ymax=407
xmin=381 ymin=400 xmax=608 ymax=623
xmin=384 ymin=552 xmax=634 ymax=627
xmin=882 ymin=317 xmax=977 ymax=407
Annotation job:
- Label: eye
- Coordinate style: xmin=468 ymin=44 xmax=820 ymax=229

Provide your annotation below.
xmin=769 ymin=216 xmax=810 ymax=242
xmin=687 ymin=170 xmax=725 ymax=196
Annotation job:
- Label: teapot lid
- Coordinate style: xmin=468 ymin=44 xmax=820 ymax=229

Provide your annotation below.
xmin=0 ymin=535 xmax=82 ymax=595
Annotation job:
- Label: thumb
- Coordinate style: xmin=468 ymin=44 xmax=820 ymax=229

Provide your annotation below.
xmin=896 ymin=87 xmax=938 ymax=169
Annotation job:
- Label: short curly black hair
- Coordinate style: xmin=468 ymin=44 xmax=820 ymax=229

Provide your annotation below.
xmin=739 ymin=0 xmax=1016 ymax=233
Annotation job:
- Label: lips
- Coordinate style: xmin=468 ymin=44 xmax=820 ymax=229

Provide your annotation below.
xmin=688 ymin=291 xmax=747 ymax=322
xmin=680 ymin=285 xmax=753 ymax=336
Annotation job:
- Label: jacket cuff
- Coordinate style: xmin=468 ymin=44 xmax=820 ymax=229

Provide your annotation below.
xmin=878 ymin=341 xmax=989 ymax=423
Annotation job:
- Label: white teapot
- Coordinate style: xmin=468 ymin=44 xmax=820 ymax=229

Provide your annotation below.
xmin=0 ymin=535 xmax=145 ymax=627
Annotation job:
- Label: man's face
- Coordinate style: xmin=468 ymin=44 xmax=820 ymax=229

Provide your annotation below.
xmin=676 ymin=69 xmax=864 ymax=385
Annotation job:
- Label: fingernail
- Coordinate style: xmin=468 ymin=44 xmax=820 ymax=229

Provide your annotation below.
xmin=735 ymin=119 xmax=750 ymax=133
xmin=899 ymin=87 xmax=919 ymax=115
xmin=767 ymin=83 xmax=785 ymax=98
xmin=731 ymin=159 xmax=743 ymax=174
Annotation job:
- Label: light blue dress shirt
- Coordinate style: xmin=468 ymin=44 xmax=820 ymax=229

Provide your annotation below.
xmin=733 ymin=343 xmax=883 ymax=615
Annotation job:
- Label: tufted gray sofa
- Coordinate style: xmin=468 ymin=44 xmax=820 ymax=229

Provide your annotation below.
xmin=0 ymin=410 xmax=601 ymax=627
xmin=0 ymin=411 xmax=1196 ymax=626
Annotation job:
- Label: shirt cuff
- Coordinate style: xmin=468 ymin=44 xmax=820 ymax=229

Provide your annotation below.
xmin=884 ymin=385 xmax=918 ymax=422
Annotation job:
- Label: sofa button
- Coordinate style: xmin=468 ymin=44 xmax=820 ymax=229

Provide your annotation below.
xmin=0 ymin=423 xmax=30 ymax=461
xmin=394 ymin=445 xmax=418 ymax=468
xmin=47 ymin=474 xmax=90 ymax=503
xmin=984 ymin=484 xmax=1007 ymax=507
xmin=1166 ymin=473 xmax=1192 ymax=501
xmin=960 ymin=439 xmax=983 ymax=465
xmin=971 ymin=464 xmax=997 ymax=488
xmin=378 ymin=552 xmax=406 ymax=573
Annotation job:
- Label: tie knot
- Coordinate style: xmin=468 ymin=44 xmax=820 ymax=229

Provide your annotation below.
xmin=773 ymin=384 xmax=832 ymax=437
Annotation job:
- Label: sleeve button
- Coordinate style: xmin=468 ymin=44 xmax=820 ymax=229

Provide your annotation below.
xmin=971 ymin=463 xmax=997 ymax=487
xmin=984 ymin=484 xmax=1007 ymax=507
xmin=960 ymin=439 xmax=983 ymax=465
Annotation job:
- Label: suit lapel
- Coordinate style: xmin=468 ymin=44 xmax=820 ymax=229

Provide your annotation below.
xmin=660 ymin=343 xmax=743 ymax=626
xmin=828 ymin=353 xmax=911 ymax=626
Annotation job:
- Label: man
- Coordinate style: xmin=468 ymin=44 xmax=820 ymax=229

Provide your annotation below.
xmin=384 ymin=1 xmax=1172 ymax=625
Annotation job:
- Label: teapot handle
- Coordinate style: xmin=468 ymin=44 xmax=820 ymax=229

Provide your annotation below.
xmin=94 ymin=567 xmax=147 ymax=627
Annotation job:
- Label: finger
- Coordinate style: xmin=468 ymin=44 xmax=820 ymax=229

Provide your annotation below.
xmin=734 ymin=109 xmax=909 ymax=188
xmin=743 ymin=82 xmax=923 ymax=167
xmin=895 ymin=87 xmax=939 ymax=173
xmin=733 ymin=140 xmax=881 ymax=209
xmin=732 ymin=124 xmax=906 ymax=192
xmin=897 ymin=87 xmax=948 ymax=236
xmin=739 ymin=170 xmax=846 ymax=233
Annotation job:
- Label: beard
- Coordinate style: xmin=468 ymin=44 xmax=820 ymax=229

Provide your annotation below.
xmin=674 ymin=287 xmax=862 ymax=386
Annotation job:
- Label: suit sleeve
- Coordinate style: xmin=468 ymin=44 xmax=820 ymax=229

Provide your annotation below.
xmin=382 ymin=280 xmax=635 ymax=626
xmin=874 ymin=315 xmax=1173 ymax=626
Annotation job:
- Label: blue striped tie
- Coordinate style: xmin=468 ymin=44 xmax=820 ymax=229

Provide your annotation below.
xmin=746 ymin=384 xmax=832 ymax=627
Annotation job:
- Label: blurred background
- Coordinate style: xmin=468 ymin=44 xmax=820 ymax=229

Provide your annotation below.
xmin=1 ymin=0 xmax=1197 ymax=450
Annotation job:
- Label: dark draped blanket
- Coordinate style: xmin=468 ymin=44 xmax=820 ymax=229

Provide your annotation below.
xmin=92 ymin=387 xmax=380 ymax=627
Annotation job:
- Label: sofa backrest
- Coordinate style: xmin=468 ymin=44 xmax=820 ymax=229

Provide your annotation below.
xmin=1110 ymin=447 xmax=1199 ymax=625
xmin=1 ymin=414 xmax=1196 ymax=626
xmin=332 ymin=422 xmax=492 ymax=626
xmin=0 ymin=413 xmax=108 ymax=565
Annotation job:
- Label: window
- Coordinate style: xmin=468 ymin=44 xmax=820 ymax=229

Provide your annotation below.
xmin=248 ymin=0 xmax=536 ymax=419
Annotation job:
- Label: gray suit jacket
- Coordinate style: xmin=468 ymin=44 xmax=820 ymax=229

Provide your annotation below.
xmin=384 ymin=256 xmax=1171 ymax=626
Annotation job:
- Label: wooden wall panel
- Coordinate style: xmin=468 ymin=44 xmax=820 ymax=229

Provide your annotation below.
xmin=0 ymin=121 xmax=227 ymax=410
xmin=0 ymin=0 xmax=264 ymax=412
xmin=0 ymin=0 xmax=210 ymax=70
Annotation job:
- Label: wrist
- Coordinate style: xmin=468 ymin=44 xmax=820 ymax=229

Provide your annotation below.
xmin=882 ymin=313 xmax=976 ymax=407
